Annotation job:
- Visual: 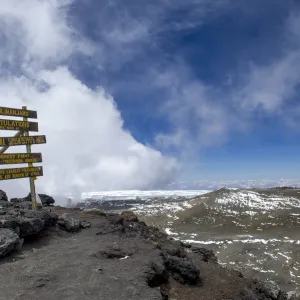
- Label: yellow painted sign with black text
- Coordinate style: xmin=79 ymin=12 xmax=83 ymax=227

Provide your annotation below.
xmin=0 ymin=119 xmax=38 ymax=132
xmin=0 ymin=135 xmax=46 ymax=147
xmin=0 ymin=106 xmax=37 ymax=119
xmin=0 ymin=166 xmax=43 ymax=180
xmin=0 ymin=153 xmax=42 ymax=165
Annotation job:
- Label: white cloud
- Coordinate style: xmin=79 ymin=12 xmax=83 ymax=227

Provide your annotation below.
xmin=237 ymin=52 xmax=300 ymax=113
xmin=0 ymin=0 xmax=76 ymax=66
xmin=153 ymin=64 xmax=243 ymax=152
xmin=155 ymin=11 xmax=300 ymax=153
xmin=236 ymin=13 xmax=300 ymax=115
xmin=0 ymin=0 xmax=178 ymax=198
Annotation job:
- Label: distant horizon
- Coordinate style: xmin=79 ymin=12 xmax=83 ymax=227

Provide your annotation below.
xmin=80 ymin=179 xmax=300 ymax=194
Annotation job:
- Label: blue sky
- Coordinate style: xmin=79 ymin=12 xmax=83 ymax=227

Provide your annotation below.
xmin=69 ymin=0 xmax=300 ymax=182
xmin=0 ymin=0 xmax=300 ymax=194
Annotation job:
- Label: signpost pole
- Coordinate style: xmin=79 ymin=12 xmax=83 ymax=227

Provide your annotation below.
xmin=22 ymin=106 xmax=37 ymax=210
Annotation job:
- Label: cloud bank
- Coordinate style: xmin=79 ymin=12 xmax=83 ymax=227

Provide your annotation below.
xmin=0 ymin=0 xmax=177 ymax=197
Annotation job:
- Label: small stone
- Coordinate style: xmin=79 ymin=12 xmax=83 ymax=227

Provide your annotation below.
xmin=57 ymin=213 xmax=81 ymax=232
xmin=80 ymin=220 xmax=92 ymax=229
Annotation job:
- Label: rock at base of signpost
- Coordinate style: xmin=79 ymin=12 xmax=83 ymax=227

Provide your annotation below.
xmin=11 ymin=194 xmax=55 ymax=208
xmin=23 ymin=193 xmax=55 ymax=206
xmin=11 ymin=201 xmax=32 ymax=210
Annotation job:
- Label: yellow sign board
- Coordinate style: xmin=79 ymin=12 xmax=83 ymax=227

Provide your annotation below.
xmin=0 ymin=153 xmax=42 ymax=165
xmin=0 ymin=135 xmax=46 ymax=147
xmin=0 ymin=166 xmax=43 ymax=181
xmin=0 ymin=119 xmax=38 ymax=132
xmin=0 ymin=106 xmax=37 ymax=119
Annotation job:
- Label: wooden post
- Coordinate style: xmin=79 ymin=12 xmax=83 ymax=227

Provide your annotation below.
xmin=22 ymin=106 xmax=37 ymax=210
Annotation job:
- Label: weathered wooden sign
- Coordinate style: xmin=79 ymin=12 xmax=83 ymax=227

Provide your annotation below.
xmin=0 ymin=106 xmax=37 ymax=119
xmin=0 ymin=166 xmax=43 ymax=181
xmin=0 ymin=135 xmax=46 ymax=147
xmin=0 ymin=105 xmax=46 ymax=209
xmin=0 ymin=153 xmax=42 ymax=165
xmin=0 ymin=119 xmax=38 ymax=132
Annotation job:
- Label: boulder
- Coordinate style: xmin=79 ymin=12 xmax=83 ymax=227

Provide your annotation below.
xmin=0 ymin=215 xmax=45 ymax=237
xmin=10 ymin=198 xmax=22 ymax=204
xmin=13 ymin=201 xmax=32 ymax=210
xmin=23 ymin=210 xmax=58 ymax=227
xmin=18 ymin=218 xmax=45 ymax=237
xmin=115 ymin=211 xmax=139 ymax=224
xmin=159 ymin=241 xmax=186 ymax=258
xmin=0 ymin=190 xmax=8 ymax=202
xmin=146 ymin=261 xmax=169 ymax=287
xmin=57 ymin=213 xmax=81 ymax=232
xmin=0 ymin=228 xmax=20 ymax=257
xmin=38 ymin=194 xmax=55 ymax=206
xmin=164 ymin=256 xmax=200 ymax=285
xmin=259 ymin=280 xmax=281 ymax=299
xmin=192 ymin=247 xmax=218 ymax=263
xmin=0 ymin=215 xmax=21 ymax=233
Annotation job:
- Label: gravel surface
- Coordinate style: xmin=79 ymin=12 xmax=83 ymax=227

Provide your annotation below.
xmin=0 ymin=207 xmax=294 ymax=300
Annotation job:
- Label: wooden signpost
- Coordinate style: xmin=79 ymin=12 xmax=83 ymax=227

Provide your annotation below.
xmin=0 ymin=106 xmax=46 ymax=209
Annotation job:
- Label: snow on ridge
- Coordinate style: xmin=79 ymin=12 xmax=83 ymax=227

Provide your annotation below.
xmin=81 ymin=190 xmax=211 ymax=201
xmin=179 ymin=238 xmax=300 ymax=245
xmin=213 ymin=190 xmax=300 ymax=210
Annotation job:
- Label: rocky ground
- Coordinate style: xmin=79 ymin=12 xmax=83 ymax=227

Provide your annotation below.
xmin=0 ymin=190 xmax=299 ymax=300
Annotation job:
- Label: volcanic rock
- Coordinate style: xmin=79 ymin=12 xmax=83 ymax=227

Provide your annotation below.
xmin=0 ymin=228 xmax=20 ymax=257
xmin=0 ymin=208 xmax=7 ymax=215
xmin=38 ymin=194 xmax=55 ymax=206
xmin=17 ymin=217 xmax=45 ymax=237
xmin=10 ymin=198 xmax=22 ymax=204
xmin=0 ymin=200 xmax=11 ymax=208
xmin=159 ymin=241 xmax=186 ymax=258
xmin=191 ymin=247 xmax=218 ymax=263
xmin=0 ymin=210 xmax=58 ymax=238
xmin=146 ymin=261 xmax=169 ymax=287
xmin=80 ymin=220 xmax=92 ymax=229
xmin=23 ymin=210 xmax=58 ymax=227
xmin=0 ymin=190 xmax=8 ymax=202
xmin=115 ymin=211 xmax=139 ymax=224
xmin=15 ymin=193 xmax=55 ymax=206
xmin=0 ymin=191 xmax=297 ymax=300
xmin=259 ymin=281 xmax=282 ymax=299
xmin=163 ymin=255 xmax=200 ymax=285
xmin=57 ymin=213 xmax=81 ymax=232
